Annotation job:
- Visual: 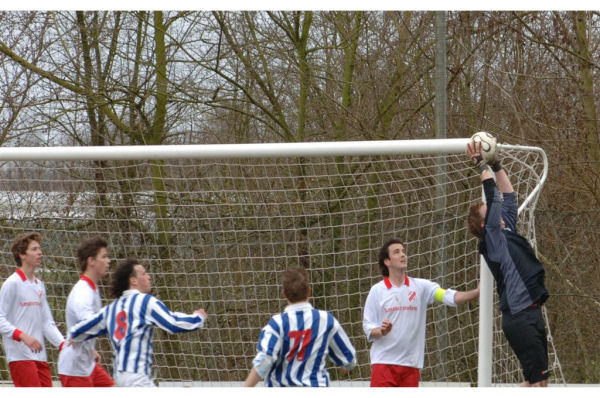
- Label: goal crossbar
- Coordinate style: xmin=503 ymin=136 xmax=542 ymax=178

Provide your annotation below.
xmin=0 ymin=139 xmax=476 ymax=160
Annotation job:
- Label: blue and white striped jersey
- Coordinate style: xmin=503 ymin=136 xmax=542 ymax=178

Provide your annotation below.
xmin=70 ymin=289 xmax=205 ymax=377
xmin=252 ymin=302 xmax=356 ymax=387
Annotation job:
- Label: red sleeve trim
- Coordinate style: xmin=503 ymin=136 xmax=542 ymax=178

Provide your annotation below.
xmin=13 ymin=329 xmax=23 ymax=341
xmin=59 ymin=341 xmax=65 ymax=351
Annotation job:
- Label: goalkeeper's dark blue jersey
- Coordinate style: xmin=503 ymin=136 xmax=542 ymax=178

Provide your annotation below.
xmin=479 ymin=178 xmax=549 ymax=315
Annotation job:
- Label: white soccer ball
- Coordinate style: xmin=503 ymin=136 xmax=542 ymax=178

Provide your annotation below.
xmin=470 ymin=131 xmax=497 ymax=161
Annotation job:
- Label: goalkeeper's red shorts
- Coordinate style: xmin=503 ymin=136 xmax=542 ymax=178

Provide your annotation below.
xmin=370 ymin=364 xmax=420 ymax=387
xmin=9 ymin=360 xmax=52 ymax=387
xmin=59 ymin=364 xmax=115 ymax=387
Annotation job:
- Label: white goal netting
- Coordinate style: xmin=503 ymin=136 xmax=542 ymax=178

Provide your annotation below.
xmin=0 ymin=143 xmax=563 ymax=386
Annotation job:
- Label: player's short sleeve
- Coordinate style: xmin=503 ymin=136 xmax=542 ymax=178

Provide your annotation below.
xmin=252 ymin=316 xmax=282 ymax=379
xmin=423 ymin=279 xmax=458 ymax=307
xmin=422 ymin=279 xmax=441 ymax=305
xmin=436 ymin=288 xmax=458 ymax=307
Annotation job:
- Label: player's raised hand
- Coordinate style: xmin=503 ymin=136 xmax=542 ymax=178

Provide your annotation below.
xmin=20 ymin=333 xmax=43 ymax=353
xmin=381 ymin=318 xmax=392 ymax=336
xmin=466 ymin=138 xmax=484 ymax=167
xmin=194 ymin=309 xmax=208 ymax=319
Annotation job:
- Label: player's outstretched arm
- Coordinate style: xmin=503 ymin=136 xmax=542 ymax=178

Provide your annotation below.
xmin=493 ymin=167 xmax=514 ymax=194
xmin=243 ymin=367 xmax=261 ymax=387
xmin=454 ymin=284 xmax=480 ymax=305
xmin=485 ymin=154 xmax=514 ymax=194
xmin=71 ymin=308 xmax=108 ymax=342
xmin=149 ymin=298 xmax=206 ymax=333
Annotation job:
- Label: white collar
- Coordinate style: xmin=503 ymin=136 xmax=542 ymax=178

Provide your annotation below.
xmin=284 ymin=301 xmax=313 ymax=313
xmin=122 ymin=288 xmax=143 ymax=297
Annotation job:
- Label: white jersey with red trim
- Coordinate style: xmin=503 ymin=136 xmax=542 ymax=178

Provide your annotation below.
xmin=362 ymin=276 xmax=456 ymax=369
xmin=58 ymin=275 xmax=102 ymax=376
xmin=0 ymin=269 xmax=65 ymax=363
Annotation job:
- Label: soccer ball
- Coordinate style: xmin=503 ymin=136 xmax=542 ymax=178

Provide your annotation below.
xmin=470 ymin=131 xmax=497 ymax=161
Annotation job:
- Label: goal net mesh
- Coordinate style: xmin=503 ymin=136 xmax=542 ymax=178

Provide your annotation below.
xmin=0 ymin=146 xmax=563 ymax=385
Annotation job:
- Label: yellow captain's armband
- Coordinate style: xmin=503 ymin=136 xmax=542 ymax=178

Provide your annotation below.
xmin=434 ymin=288 xmax=446 ymax=303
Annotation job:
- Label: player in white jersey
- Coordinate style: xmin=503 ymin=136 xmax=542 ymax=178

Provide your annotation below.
xmin=57 ymin=236 xmax=115 ymax=387
xmin=363 ymin=238 xmax=480 ymax=387
xmin=0 ymin=232 xmax=65 ymax=387
xmin=69 ymin=258 xmax=208 ymax=387
xmin=244 ymin=266 xmax=357 ymax=387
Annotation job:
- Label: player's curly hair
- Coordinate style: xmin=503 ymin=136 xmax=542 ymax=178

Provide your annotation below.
xmin=378 ymin=238 xmax=404 ymax=277
xmin=467 ymin=200 xmax=485 ymax=238
xmin=111 ymin=258 xmax=140 ymax=298
xmin=77 ymin=236 xmax=109 ymax=273
xmin=11 ymin=232 xmax=41 ymax=267
xmin=282 ymin=266 xmax=310 ymax=303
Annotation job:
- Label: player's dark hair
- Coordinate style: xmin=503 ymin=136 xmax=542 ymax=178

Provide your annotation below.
xmin=378 ymin=238 xmax=404 ymax=277
xmin=11 ymin=232 xmax=42 ymax=267
xmin=78 ymin=236 xmax=109 ymax=273
xmin=467 ymin=200 xmax=485 ymax=238
xmin=111 ymin=258 xmax=140 ymax=298
xmin=282 ymin=266 xmax=310 ymax=303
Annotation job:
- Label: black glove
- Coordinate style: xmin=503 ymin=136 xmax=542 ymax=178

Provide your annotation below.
xmin=487 ymin=159 xmax=502 ymax=172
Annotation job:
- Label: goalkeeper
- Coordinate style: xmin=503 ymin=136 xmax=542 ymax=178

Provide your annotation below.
xmin=465 ymin=133 xmax=550 ymax=387
xmin=362 ymin=239 xmax=480 ymax=387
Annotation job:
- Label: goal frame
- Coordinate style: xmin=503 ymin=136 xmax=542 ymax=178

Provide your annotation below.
xmin=0 ymin=138 xmax=548 ymax=386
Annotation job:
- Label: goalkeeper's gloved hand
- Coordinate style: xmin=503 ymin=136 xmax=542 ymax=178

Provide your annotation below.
xmin=466 ymin=140 xmax=487 ymax=173
xmin=487 ymin=158 xmax=503 ymax=173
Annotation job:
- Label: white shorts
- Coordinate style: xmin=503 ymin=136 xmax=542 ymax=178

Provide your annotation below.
xmin=114 ymin=371 xmax=156 ymax=387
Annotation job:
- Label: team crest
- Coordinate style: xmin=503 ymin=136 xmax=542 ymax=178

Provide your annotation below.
xmin=408 ymin=291 xmax=416 ymax=302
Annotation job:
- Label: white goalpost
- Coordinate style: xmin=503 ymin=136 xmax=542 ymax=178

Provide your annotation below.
xmin=0 ymin=138 xmax=563 ymax=386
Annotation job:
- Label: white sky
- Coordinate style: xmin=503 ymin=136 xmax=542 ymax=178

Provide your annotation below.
xmin=1 ymin=1 xmax=597 ymax=11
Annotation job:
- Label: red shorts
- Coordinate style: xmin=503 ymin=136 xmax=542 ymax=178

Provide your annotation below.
xmin=60 ymin=364 xmax=115 ymax=387
xmin=9 ymin=360 xmax=52 ymax=387
xmin=370 ymin=364 xmax=420 ymax=387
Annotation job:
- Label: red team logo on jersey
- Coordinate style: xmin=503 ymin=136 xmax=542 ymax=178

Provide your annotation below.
xmin=408 ymin=291 xmax=416 ymax=302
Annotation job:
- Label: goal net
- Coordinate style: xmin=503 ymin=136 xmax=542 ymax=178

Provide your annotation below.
xmin=0 ymin=139 xmax=563 ymax=386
